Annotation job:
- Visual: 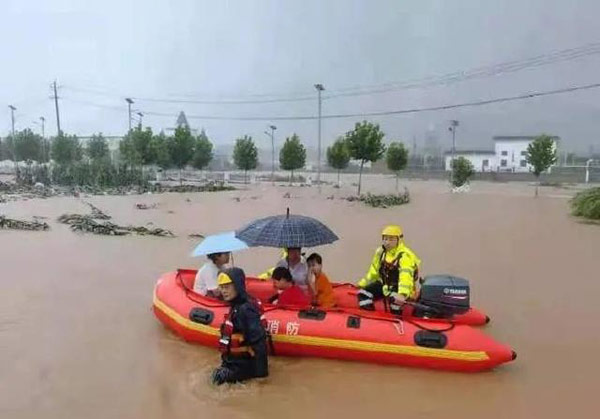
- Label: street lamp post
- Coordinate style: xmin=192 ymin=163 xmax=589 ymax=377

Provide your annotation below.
xmin=9 ymin=105 xmax=16 ymax=167
xmin=264 ymin=125 xmax=277 ymax=183
xmin=314 ymin=84 xmax=325 ymax=191
xmin=125 ymin=98 xmax=134 ymax=131
xmin=449 ymin=120 xmax=459 ymax=184
xmin=137 ymin=112 xmax=144 ymax=128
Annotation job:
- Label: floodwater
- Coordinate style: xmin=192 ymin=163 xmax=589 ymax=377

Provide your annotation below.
xmin=1 ymin=174 xmax=599 ymax=419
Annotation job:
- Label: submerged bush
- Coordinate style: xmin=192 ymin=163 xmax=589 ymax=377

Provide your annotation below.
xmin=571 ymin=187 xmax=600 ymax=220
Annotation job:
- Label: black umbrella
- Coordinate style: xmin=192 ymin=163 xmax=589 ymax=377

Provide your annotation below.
xmin=235 ymin=209 xmax=338 ymax=248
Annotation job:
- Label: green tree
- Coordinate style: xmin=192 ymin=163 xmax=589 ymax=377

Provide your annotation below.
xmin=191 ymin=129 xmax=213 ymax=171
xmin=167 ymin=126 xmax=195 ymax=184
xmin=86 ymin=133 xmax=110 ymax=163
xmin=279 ymin=133 xmax=306 ymax=183
xmin=526 ymin=134 xmax=558 ymax=196
xmin=51 ymin=134 xmax=82 ymax=165
xmin=0 ymin=138 xmax=12 ymax=161
xmin=13 ymin=129 xmax=43 ymax=162
xmin=344 ymin=121 xmax=386 ymax=195
xmin=120 ymin=126 xmax=154 ymax=166
xmin=148 ymin=132 xmax=171 ymax=169
xmin=327 ymin=137 xmax=350 ymax=186
xmin=119 ymin=135 xmax=141 ymax=166
xmin=451 ymin=156 xmax=475 ymax=187
xmin=386 ymin=142 xmax=409 ymax=192
xmin=233 ymin=135 xmax=258 ymax=184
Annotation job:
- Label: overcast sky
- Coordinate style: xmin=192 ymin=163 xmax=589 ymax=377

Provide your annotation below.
xmin=2 ymin=0 xmax=600 ymax=153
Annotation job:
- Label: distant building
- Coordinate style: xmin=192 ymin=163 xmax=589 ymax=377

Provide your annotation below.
xmin=494 ymin=135 xmax=559 ymax=173
xmin=445 ymin=135 xmax=560 ymax=173
xmin=165 ymin=111 xmax=198 ymax=134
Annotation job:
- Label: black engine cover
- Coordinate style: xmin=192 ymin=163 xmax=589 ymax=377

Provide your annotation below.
xmin=418 ymin=275 xmax=470 ymax=316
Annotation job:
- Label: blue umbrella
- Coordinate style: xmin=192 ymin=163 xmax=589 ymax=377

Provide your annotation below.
xmin=235 ymin=209 xmax=338 ymax=248
xmin=191 ymin=231 xmax=249 ymax=257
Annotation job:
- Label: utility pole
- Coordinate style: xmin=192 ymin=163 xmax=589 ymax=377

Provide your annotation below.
xmin=137 ymin=112 xmax=143 ymax=128
xmin=8 ymin=105 xmax=16 ymax=164
xmin=9 ymin=105 xmax=16 ymax=137
xmin=314 ymin=83 xmax=325 ymax=191
xmin=264 ymin=125 xmax=277 ymax=183
xmin=40 ymin=116 xmax=46 ymax=163
xmin=52 ymin=80 xmax=61 ymax=136
xmin=449 ymin=120 xmax=459 ymax=184
xmin=125 ymin=98 xmax=134 ymax=131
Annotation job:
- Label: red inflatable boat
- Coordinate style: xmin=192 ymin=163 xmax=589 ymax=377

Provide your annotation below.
xmin=153 ymin=270 xmax=516 ymax=372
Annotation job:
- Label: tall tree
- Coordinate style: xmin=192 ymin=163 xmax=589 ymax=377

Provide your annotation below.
xmin=386 ymin=142 xmax=409 ymax=192
xmin=167 ymin=126 xmax=195 ymax=184
xmin=451 ymin=156 xmax=475 ymax=188
xmin=279 ymin=133 xmax=306 ymax=183
xmin=344 ymin=121 xmax=386 ymax=195
xmin=0 ymin=138 xmax=13 ymax=161
xmin=148 ymin=132 xmax=171 ymax=169
xmin=233 ymin=135 xmax=258 ymax=184
xmin=119 ymin=135 xmax=141 ymax=167
xmin=86 ymin=133 xmax=110 ymax=163
xmin=51 ymin=134 xmax=82 ymax=165
xmin=191 ymin=129 xmax=213 ymax=171
xmin=327 ymin=137 xmax=350 ymax=186
xmin=526 ymin=134 xmax=558 ymax=197
xmin=13 ymin=129 xmax=43 ymax=162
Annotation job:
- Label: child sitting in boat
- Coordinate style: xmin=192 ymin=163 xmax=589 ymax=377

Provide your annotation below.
xmin=269 ymin=267 xmax=310 ymax=308
xmin=306 ymin=253 xmax=336 ymax=308
xmin=275 ymin=247 xmax=309 ymax=293
xmin=193 ymin=252 xmax=230 ymax=298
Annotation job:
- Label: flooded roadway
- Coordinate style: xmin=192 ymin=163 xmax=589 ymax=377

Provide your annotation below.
xmin=1 ymin=176 xmax=598 ymax=418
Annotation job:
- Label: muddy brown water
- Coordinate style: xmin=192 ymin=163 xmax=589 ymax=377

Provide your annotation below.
xmin=1 ymin=176 xmax=599 ymax=418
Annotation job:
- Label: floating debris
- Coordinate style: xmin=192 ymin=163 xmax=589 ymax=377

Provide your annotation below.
xmin=1 ymin=181 xmax=236 ymax=204
xmin=135 ymin=203 xmax=158 ymax=210
xmin=84 ymin=202 xmax=111 ymax=219
xmin=188 ymin=233 xmax=206 ymax=239
xmin=344 ymin=189 xmax=410 ymax=208
xmin=283 ymin=192 xmax=291 ymax=199
xmin=0 ymin=215 xmax=49 ymax=231
xmin=57 ymin=214 xmax=174 ymax=237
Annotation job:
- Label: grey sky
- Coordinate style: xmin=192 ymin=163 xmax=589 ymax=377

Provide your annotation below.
xmin=2 ymin=0 xmax=600 ymax=153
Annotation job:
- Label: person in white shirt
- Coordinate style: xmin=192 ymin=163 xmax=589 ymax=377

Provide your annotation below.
xmin=275 ymin=247 xmax=309 ymax=293
xmin=194 ymin=252 xmax=231 ymax=297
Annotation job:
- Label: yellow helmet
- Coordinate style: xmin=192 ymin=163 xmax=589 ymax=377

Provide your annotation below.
xmin=217 ymin=272 xmax=233 ymax=286
xmin=382 ymin=225 xmax=403 ymax=237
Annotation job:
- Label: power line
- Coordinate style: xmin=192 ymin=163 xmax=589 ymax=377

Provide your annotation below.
xmin=325 ymin=42 xmax=600 ymax=99
xmin=62 ymin=41 xmax=600 ymax=105
xmin=131 ymin=81 xmax=600 ymax=121
xmin=63 ymin=81 xmax=600 ymax=121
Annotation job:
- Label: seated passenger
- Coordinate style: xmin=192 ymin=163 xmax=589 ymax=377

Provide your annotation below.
xmin=306 ymin=253 xmax=336 ymax=308
xmin=275 ymin=247 xmax=309 ymax=292
xmin=193 ymin=252 xmax=230 ymax=297
xmin=270 ymin=266 xmax=310 ymax=308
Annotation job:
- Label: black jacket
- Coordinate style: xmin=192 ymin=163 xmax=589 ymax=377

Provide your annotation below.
xmin=220 ymin=267 xmax=268 ymax=379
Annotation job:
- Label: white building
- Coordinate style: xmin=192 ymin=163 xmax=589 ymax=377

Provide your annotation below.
xmin=445 ymin=135 xmax=560 ymax=173
xmin=493 ymin=136 xmax=559 ymax=173
xmin=444 ymin=150 xmax=496 ymax=172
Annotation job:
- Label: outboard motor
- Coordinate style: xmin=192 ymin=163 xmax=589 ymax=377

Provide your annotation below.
xmin=417 ymin=275 xmax=470 ymax=316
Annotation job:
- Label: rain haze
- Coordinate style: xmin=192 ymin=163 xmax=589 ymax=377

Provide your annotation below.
xmin=3 ymin=2 xmax=600 ymax=419
xmin=2 ymin=0 xmax=600 ymax=154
